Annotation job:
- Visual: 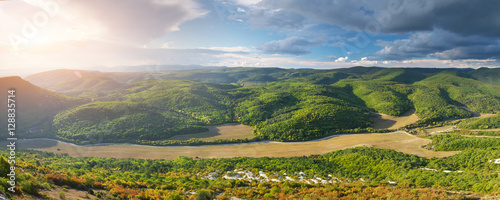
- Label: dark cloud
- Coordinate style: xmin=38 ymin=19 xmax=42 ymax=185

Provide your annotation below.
xmin=247 ymin=0 xmax=500 ymax=37
xmin=245 ymin=8 xmax=306 ymax=30
xmin=370 ymin=29 xmax=497 ymax=60
xmin=238 ymin=0 xmax=500 ymax=61
xmin=431 ymin=43 xmax=500 ymax=60
xmin=258 ymin=37 xmax=322 ymax=55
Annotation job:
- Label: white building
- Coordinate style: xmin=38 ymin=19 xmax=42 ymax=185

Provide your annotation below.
xmin=489 ymin=158 xmax=500 ymax=164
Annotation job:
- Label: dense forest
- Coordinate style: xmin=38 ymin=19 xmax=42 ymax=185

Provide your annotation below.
xmin=1 ymin=143 xmax=499 ymax=199
xmin=1 ymin=67 xmax=498 ymax=144
xmin=458 ymin=114 xmax=500 ymax=129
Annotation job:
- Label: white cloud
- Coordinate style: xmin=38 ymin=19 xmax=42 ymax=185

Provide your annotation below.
xmin=351 ymin=57 xmax=378 ymax=65
xmin=364 ymin=59 xmax=500 ymax=68
xmin=232 ymin=0 xmax=261 ymax=6
xmin=160 ymin=42 xmax=172 ymax=49
xmin=1 ymin=0 xmax=207 ymax=50
xmin=335 ymin=56 xmax=348 ymax=62
xmin=201 ymin=46 xmax=252 ymax=53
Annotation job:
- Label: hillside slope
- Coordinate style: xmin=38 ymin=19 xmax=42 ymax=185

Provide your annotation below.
xmin=8 ymin=66 xmax=500 ymax=143
xmin=25 ymin=69 xmax=161 ymax=97
xmin=0 ymin=76 xmax=88 ymax=139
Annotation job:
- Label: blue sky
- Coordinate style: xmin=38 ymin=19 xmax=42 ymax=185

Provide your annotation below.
xmin=1 ymin=0 xmax=500 ymax=75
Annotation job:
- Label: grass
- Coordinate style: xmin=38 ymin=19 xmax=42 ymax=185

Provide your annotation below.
xmin=166 ymin=123 xmax=255 ymax=141
xmin=16 ymin=131 xmax=459 ymax=160
xmin=41 ymin=186 xmax=101 ymax=200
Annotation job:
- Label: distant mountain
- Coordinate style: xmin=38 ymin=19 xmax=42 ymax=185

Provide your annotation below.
xmin=468 ymin=67 xmax=500 ymax=85
xmin=0 ymin=76 xmax=88 ymax=139
xmin=25 ymin=69 xmax=164 ymax=97
xmin=25 ymin=69 xmax=105 ymax=88
xmin=49 ymin=75 xmax=125 ymax=96
xmin=92 ymin=65 xmax=222 ymax=72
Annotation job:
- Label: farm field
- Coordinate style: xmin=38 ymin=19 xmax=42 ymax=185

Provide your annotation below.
xmin=14 ymin=131 xmax=459 ymax=160
xmin=166 ymin=123 xmax=255 ymax=141
xmin=425 ymin=113 xmax=499 ymax=135
xmin=468 ymin=128 xmax=500 ymax=132
xmin=371 ymin=109 xmax=419 ymax=129
xmin=426 ymin=126 xmax=455 ymax=134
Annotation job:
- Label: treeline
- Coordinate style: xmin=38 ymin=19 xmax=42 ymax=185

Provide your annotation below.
xmin=135 ymin=136 xmax=263 ymax=146
xmin=2 ymin=146 xmax=500 ymax=199
xmin=428 ymin=134 xmax=500 ymax=151
xmin=450 ymin=129 xmax=500 ymax=137
xmin=458 ymin=114 xmax=500 ymax=129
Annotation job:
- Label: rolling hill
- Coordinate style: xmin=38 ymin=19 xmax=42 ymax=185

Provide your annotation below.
xmin=0 ymin=76 xmax=88 ymax=139
xmin=53 ymin=102 xmax=207 ymax=144
xmin=24 ymin=69 xmax=164 ymax=97
xmin=8 ymin=66 xmax=500 ymax=144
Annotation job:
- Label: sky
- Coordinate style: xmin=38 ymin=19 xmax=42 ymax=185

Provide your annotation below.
xmin=1 ymin=0 xmax=500 ymax=75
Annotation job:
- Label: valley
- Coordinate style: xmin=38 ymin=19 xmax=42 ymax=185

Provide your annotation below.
xmin=15 ymin=131 xmax=458 ymax=160
xmin=370 ymin=109 xmax=419 ymax=129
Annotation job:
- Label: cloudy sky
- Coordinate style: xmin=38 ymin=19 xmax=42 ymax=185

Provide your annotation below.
xmin=1 ymin=0 xmax=500 ymax=74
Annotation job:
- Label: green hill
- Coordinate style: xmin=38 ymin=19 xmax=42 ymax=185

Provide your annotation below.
xmin=236 ymin=82 xmax=371 ymax=141
xmin=6 ymin=66 xmax=500 ymax=144
xmin=53 ymin=102 xmax=207 ymax=144
xmin=458 ymin=114 xmax=500 ymax=129
xmin=410 ymin=71 xmax=500 ymax=122
xmin=24 ymin=69 xmax=160 ymax=97
xmin=49 ymin=75 xmax=125 ymax=97
xmin=0 ymin=76 xmax=88 ymax=139
xmin=107 ymin=80 xmax=237 ymax=125
xmin=469 ymin=67 xmax=500 ymax=85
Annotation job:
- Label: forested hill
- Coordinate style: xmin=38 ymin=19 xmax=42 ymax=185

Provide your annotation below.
xmin=0 ymin=76 xmax=88 ymax=139
xmin=8 ymin=66 xmax=500 ymax=143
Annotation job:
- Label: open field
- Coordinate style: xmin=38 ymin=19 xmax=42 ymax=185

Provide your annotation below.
xmin=371 ymin=109 xmax=419 ymax=129
xmin=468 ymin=128 xmax=500 ymax=132
xmin=426 ymin=113 xmax=498 ymax=134
xmin=167 ymin=123 xmax=255 ymax=141
xmin=426 ymin=126 xmax=455 ymax=134
xmin=475 ymin=113 xmax=497 ymax=118
xmin=442 ymin=113 xmax=497 ymax=123
xmin=14 ymin=131 xmax=459 ymax=160
xmin=426 ymin=127 xmax=500 ymax=135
